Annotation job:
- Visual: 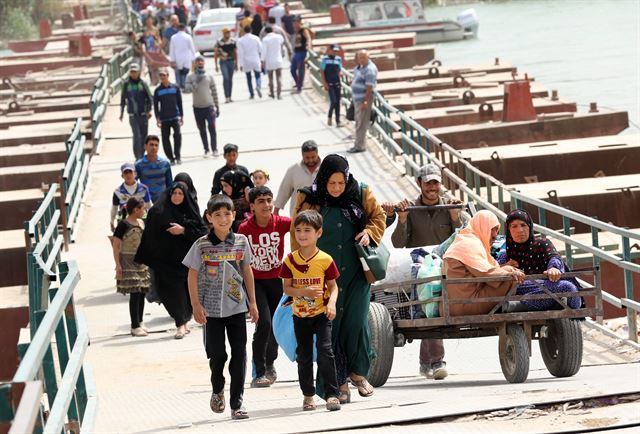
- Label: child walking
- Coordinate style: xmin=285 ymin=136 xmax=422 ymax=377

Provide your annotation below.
xmin=280 ymin=210 xmax=341 ymax=411
xmin=183 ymin=195 xmax=259 ymax=420
xmin=111 ymin=197 xmax=151 ymax=337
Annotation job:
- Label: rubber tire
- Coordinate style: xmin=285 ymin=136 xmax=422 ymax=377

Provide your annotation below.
xmin=499 ymin=324 xmax=530 ymax=383
xmin=366 ymin=302 xmax=394 ymax=387
xmin=539 ymin=318 xmax=583 ymax=378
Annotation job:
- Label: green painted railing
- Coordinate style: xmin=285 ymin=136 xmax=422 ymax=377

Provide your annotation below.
xmin=62 ymin=120 xmax=90 ymax=243
xmin=307 ymin=51 xmax=639 ymax=342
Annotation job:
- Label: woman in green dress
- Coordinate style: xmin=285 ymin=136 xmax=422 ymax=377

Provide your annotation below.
xmin=292 ymin=154 xmax=386 ymax=403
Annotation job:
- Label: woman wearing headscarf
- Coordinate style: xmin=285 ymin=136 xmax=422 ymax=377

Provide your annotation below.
xmin=498 ymin=209 xmax=581 ymax=310
xmin=174 ymin=172 xmax=198 ymax=204
xmin=443 ymin=210 xmax=525 ymax=316
xmin=220 ymin=169 xmax=253 ymax=232
xmin=291 ymin=154 xmax=386 ymax=402
xmin=251 ymin=13 xmax=263 ymax=36
xmin=136 ymin=182 xmax=208 ymax=338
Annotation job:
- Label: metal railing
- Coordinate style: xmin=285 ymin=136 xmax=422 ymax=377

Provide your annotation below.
xmin=61 ymin=120 xmax=90 ymax=242
xmin=307 ymin=51 xmax=639 ymax=342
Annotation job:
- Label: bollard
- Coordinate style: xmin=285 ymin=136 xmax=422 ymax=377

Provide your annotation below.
xmin=551 ymin=89 xmax=558 ymax=101
xmin=39 ymin=19 xmax=52 ymax=38
xmin=73 ymin=5 xmax=83 ymax=21
xmin=589 ymin=102 xmax=599 ymax=113
xmin=330 ymin=4 xmax=349 ymax=24
xmin=61 ymin=13 xmax=74 ymax=29
xmin=502 ymin=79 xmax=537 ymax=122
xmin=494 ymin=57 xmax=500 ymax=66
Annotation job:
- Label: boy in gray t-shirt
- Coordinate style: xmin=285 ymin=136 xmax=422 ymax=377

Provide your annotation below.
xmin=183 ymin=195 xmax=258 ymax=420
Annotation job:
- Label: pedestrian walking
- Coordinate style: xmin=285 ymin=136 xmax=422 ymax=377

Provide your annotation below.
xmin=290 ymin=16 xmax=311 ymax=93
xmin=110 ymin=162 xmax=152 ymax=232
xmin=260 ymin=17 xmax=292 ymax=57
xmin=111 ymin=197 xmax=151 ymax=337
xmin=169 ymin=23 xmax=197 ymax=89
xmin=173 ymin=0 xmax=189 ymax=26
xmin=261 ymin=27 xmax=284 ymax=99
xmin=136 ymin=182 xmax=207 ymax=339
xmin=251 ymin=13 xmax=263 ymax=36
xmin=238 ymin=187 xmax=291 ymax=387
xmin=237 ymin=26 xmax=263 ymax=99
xmin=348 ymin=50 xmax=377 ymax=153
xmin=291 ymin=154 xmax=386 ymax=403
xmin=269 ymin=1 xmax=285 ymax=27
xmin=238 ymin=10 xmax=253 ymax=36
xmin=163 ymin=15 xmax=179 ymax=54
xmin=211 ymin=143 xmax=250 ymax=195
xmin=214 ymin=28 xmax=238 ymax=103
xmin=280 ymin=210 xmax=341 ymax=411
xmin=120 ymin=63 xmax=153 ymax=159
xmin=185 ymin=54 xmax=220 ymax=158
xmin=184 ymin=194 xmax=259 ymax=420
xmin=274 ymin=140 xmax=321 ymax=216
xmin=320 ymin=44 xmax=343 ymax=127
xmin=281 ymin=3 xmax=295 ymax=47
xmin=153 ymin=68 xmax=184 ymax=164
xmin=135 ymin=135 xmax=173 ymax=203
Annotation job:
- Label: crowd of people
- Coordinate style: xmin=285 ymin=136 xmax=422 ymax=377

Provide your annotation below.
xmin=110 ymin=0 xmax=581 ymax=422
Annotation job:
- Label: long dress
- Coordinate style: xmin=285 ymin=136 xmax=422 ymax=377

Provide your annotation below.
xmin=116 ymin=220 xmax=150 ymax=295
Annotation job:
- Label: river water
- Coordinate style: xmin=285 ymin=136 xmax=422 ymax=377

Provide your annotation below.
xmin=430 ymin=0 xmax=640 ymax=131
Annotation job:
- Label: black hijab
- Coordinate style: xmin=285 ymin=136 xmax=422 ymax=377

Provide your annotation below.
xmin=221 ymin=169 xmax=253 ymax=200
xmin=505 ymin=209 xmax=560 ymax=274
xmin=174 ymin=172 xmax=198 ymax=203
xmin=251 ymin=13 xmax=263 ymax=36
xmin=299 ymin=154 xmax=367 ymax=231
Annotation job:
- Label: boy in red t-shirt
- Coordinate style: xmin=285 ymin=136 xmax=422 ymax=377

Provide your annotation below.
xmin=238 ymin=186 xmax=291 ymax=387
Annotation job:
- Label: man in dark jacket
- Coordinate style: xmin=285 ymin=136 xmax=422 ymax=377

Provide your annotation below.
xmin=153 ymin=68 xmax=184 ymax=165
xmin=211 ymin=143 xmax=249 ymax=195
xmin=119 ymin=63 xmax=153 ymax=159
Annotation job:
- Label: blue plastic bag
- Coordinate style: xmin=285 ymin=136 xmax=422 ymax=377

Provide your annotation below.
xmin=272 ymin=294 xmax=316 ymax=362
xmin=417 ymin=254 xmax=443 ymax=318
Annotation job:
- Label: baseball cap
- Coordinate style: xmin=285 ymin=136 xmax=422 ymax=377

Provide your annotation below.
xmin=129 ymin=63 xmax=140 ymax=72
xmin=121 ymin=162 xmax=135 ymax=173
xmin=158 ymin=67 xmax=169 ymax=75
xmin=418 ymin=163 xmax=442 ymax=183
xmin=330 ymin=44 xmax=340 ymax=51
xmin=195 ymin=54 xmax=205 ymax=61
xmin=222 ymin=27 xmax=231 ymax=33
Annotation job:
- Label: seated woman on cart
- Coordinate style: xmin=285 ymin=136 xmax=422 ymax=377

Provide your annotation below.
xmin=443 ymin=210 xmax=525 ymax=316
xmin=497 ymin=209 xmax=581 ymax=310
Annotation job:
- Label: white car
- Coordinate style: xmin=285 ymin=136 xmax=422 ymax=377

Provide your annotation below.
xmin=193 ymin=8 xmax=240 ymax=53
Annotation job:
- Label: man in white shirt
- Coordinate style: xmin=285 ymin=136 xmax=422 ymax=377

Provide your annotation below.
xmin=169 ymin=23 xmax=197 ymax=89
xmin=269 ymin=2 xmax=285 ymax=27
xmin=274 ymin=140 xmax=322 ymax=216
xmin=237 ymin=25 xmax=263 ymax=99
xmin=261 ymin=27 xmax=285 ymax=99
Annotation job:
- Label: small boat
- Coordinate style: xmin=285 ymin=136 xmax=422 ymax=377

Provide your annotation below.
xmin=312 ymin=0 xmax=479 ymax=44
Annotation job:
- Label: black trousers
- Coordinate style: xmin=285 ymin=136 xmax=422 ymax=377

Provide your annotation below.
xmin=154 ymin=268 xmax=191 ymax=327
xmin=293 ymin=314 xmax=339 ymax=398
xmin=205 ymin=313 xmax=247 ymax=410
xmin=327 ymin=84 xmax=341 ymax=123
xmin=252 ymin=278 xmax=282 ymax=378
xmin=160 ymin=119 xmax=182 ymax=162
xmin=129 ymin=292 xmax=145 ymax=329
xmin=193 ymin=106 xmax=217 ymax=152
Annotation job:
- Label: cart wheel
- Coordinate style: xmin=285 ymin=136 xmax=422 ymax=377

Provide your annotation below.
xmin=366 ymin=302 xmax=394 ymax=387
xmin=539 ymin=318 xmax=583 ymax=378
xmin=499 ymin=324 xmax=530 ymax=383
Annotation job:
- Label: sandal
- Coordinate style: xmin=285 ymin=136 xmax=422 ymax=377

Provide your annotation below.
xmin=338 ymin=385 xmax=351 ymax=404
xmin=326 ymin=396 xmax=341 ymax=411
xmin=302 ymin=396 xmax=316 ymax=411
xmin=231 ymin=407 xmax=249 ymax=420
xmin=210 ymin=392 xmax=225 ymax=414
xmin=350 ymin=377 xmax=374 ymax=397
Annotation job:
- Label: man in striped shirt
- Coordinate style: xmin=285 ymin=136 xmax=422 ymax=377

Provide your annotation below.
xmin=135 ymin=135 xmax=173 ymax=203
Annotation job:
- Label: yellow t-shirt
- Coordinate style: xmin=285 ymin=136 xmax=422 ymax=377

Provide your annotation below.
xmin=279 ymin=249 xmax=340 ymax=318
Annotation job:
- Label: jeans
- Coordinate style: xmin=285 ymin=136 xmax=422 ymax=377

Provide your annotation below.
xmin=129 ymin=292 xmax=145 ymax=329
xmin=219 ymin=59 xmax=235 ymax=98
xmin=193 ymin=106 xmax=216 ymax=152
xmin=205 ymin=312 xmax=247 ymax=410
xmin=160 ymin=119 xmax=182 ymax=162
xmin=175 ymin=67 xmax=189 ymax=89
xmin=245 ymin=70 xmax=261 ymax=97
xmin=128 ymin=115 xmax=148 ymax=159
xmin=267 ymin=68 xmax=282 ymax=98
xmin=327 ymin=84 xmax=341 ymax=123
xmin=290 ymin=50 xmax=307 ymax=91
xmin=293 ymin=314 xmax=339 ymax=398
xmin=252 ymin=279 xmax=282 ymax=378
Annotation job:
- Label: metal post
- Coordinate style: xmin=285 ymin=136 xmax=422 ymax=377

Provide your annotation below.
xmin=622 ymin=236 xmax=638 ymax=342
xmin=563 ymin=215 xmax=573 ymax=270
xmin=591 ymin=223 xmax=603 ymax=324
xmin=538 ymin=208 xmax=547 ymax=228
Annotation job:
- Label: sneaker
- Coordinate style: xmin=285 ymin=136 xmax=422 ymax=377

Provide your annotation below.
xmin=130 ymin=327 xmax=148 ymax=337
xmin=176 ymin=159 xmax=182 ymax=165
xmin=432 ymin=361 xmax=448 ymax=380
xmin=213 ymin=150 xmax=220 ymax=158
xmin=229 ymin=98 xmax=233 ymax=102
xmin=269 ymin=93 xmax=275 ymax=98
xmin=251 ymin=376 xmax=271 ymax=388
xmin=326 ymin=396 xmax=341 ymax=411
xmin=265 ymin=366 xmax=277 ymax=384
xmin=225 ymin=97 xmax=230 ymax=103
xmin=347 ymin=147 xmax=366 ymax=154
xmin=170 ymin=160 xmax=176 ymax=166
xmin=419 ymin=363 xmax=431 ymax=378
xmin=336 ymin=121 xmax=342 ymax=127
xmin=256 ymin=88 xmax=262 ymax=98
xmin=327 ymin=117 xmax=332 ymax=126
xmin=250 ymin=94 xmax=255 ymax=100
xmin=204 ymin=150 xmax=210 ymax=158
xmin=277 ymin=95 xmax=282 ymax=100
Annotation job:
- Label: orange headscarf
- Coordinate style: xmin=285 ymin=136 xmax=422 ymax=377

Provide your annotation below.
xmin=444 ymin=210 xmax=500 ymax=272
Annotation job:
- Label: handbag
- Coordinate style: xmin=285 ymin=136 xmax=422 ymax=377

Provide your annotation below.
xmin=346 ymin=101 xmax=355 ymax=121
xmin=355 ymin=241 xmax=390 ymax=284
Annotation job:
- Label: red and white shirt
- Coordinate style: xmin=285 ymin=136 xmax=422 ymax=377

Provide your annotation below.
xmin=238 ymin=214 xmax=292 ymax=279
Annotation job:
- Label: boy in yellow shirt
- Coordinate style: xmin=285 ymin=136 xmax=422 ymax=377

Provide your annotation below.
xmin=280 ymin=210 xmax=341 ymax=411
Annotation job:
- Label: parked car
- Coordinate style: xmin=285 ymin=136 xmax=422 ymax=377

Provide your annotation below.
xmin=193 ymin=7 xmax=240 ymax=52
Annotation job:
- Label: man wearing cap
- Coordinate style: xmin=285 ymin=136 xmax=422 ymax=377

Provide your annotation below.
xmin=153 ymin=68 xmax=184 ymax=165
xmin=237 ymin=25 xmax=263 ymax=99
xmin=110 ymin=162 xmax=153 ymax=232
xmin=290 ymin=16 xmax=311 ymax=93
xmin=320 ymin=44 xmax=343 ymax=127
xmin=383 ymin=163 xmax=465 ymax=381
xmin=211 ymin=144 xmax=250 ymax=195
xmin=120 ymin=63 xmax=153 ymax=160
xmin=261 ymin=27 xmax=285 ymax=99
xmin=214 ymin=28 xmax=238 ymax=103
xmin=185 ymin=55 xmax=220 ymax=157
xmin=169 ymin=23 xmax=197 ymax=89
xmin=348 ymin=50 xmax=377 ymax=153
